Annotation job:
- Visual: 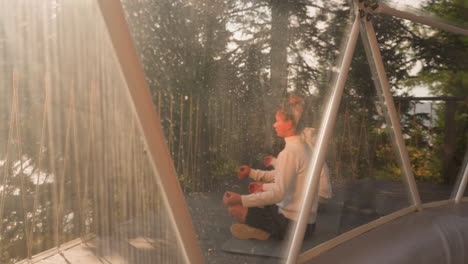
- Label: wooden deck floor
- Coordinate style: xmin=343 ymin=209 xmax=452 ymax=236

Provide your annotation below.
xmin=18 ymin=238 xmax=126 ymax=264
xmin=17 ymin=180 xmax=456 ymax=264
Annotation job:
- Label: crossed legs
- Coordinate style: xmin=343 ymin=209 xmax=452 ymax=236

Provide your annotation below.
xmin=227 ymin=204 xmax=272 ymax=240
xmin=228 ymin=204 xmax=247 ymax=224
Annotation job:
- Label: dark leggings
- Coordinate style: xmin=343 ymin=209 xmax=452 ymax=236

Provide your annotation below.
xmin=245 ymin=205 xmax=315 ymax=240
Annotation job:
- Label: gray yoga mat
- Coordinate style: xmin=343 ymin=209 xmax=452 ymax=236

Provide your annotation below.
xmin=221 ymin=202 xmax=343 ymax=258
xmin=221 ymin=228 xmax=337 ymax=258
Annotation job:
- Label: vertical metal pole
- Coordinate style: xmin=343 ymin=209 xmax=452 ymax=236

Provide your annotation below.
xmin=455 ymin=152 xmax=468 ymax=203
xmin=360 ymin=18 xmax=422 ymax=211
xmin=95 ymin=1 xmax=203 ymax=263
xmin=285 ymin=14 xmax=361 ymax=264
xmin=443 ymin=100 xmax=457 ymax=183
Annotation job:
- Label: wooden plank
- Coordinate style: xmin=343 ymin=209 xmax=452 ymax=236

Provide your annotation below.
xmin=16 ymin=237 xmax=90 ymax=264
xmin=95 ymin=1 xmax=204 ymax=263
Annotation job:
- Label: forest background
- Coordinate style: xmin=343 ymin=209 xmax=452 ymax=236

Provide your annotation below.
xmin=0 ymin=0 xmax=467 ymax=263
xmin=123 ymin=0 xmax=467 ymax=192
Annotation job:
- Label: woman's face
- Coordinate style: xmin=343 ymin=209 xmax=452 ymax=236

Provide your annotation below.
xmin=273 ymin=111 xmax=294 ymax=138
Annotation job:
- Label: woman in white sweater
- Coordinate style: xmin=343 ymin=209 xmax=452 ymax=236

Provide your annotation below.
xmin=223 ymin=96 xmax=322 ymax=240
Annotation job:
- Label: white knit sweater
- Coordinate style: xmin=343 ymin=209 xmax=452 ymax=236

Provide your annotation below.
xmin=240 ymin=135 xmax=319 ymax=224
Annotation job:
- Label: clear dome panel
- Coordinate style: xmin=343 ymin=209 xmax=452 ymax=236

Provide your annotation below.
xmin=371 ymin=12 xmax=468 ymax=203
xmin=121 ymin=0 xmax=356 ymax=261
xmin=0 ymin=1 xmax=186 ymax=263
xmin=380 ymin=0 xmax=468 ymax=29
xmin=314 ymin=38 xmax=413 ymax=238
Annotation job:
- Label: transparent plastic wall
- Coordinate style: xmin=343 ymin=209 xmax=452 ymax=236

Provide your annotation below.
xmin=0 ymin=1 xmax=185 ymax=263
xmin=372 ymin=3 xmax=467 ymax=203
xmin=318 ymin=36 xmax=415 ymax=237
xmin=120 ymin=0 xmax=416 ymax=261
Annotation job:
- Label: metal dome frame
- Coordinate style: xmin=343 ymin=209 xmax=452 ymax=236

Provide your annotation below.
xmin=94 ymin=0 xmax=468 ymax=263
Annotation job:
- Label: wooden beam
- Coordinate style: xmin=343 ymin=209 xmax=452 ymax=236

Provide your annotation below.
xmin=95 ymin=1 xmax=203 ymax=263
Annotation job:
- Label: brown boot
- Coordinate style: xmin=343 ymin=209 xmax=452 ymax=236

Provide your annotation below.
xmin=230 ymin=224 xmax=270 ymax=240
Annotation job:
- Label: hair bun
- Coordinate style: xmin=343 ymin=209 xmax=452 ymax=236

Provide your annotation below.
xmin=288 ymin=96 xmax=304 ymax=126
xmin=289 ymin=95 xmax=303 ymax=105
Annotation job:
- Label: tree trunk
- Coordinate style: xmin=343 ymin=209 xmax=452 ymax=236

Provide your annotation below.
xmin=270 ymin=0 xmax=289 ymax=98
xmin=197 ymin=1 xmax=217 ymax=191
xmin=268 ymin=0 xmax=290 ymax=152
